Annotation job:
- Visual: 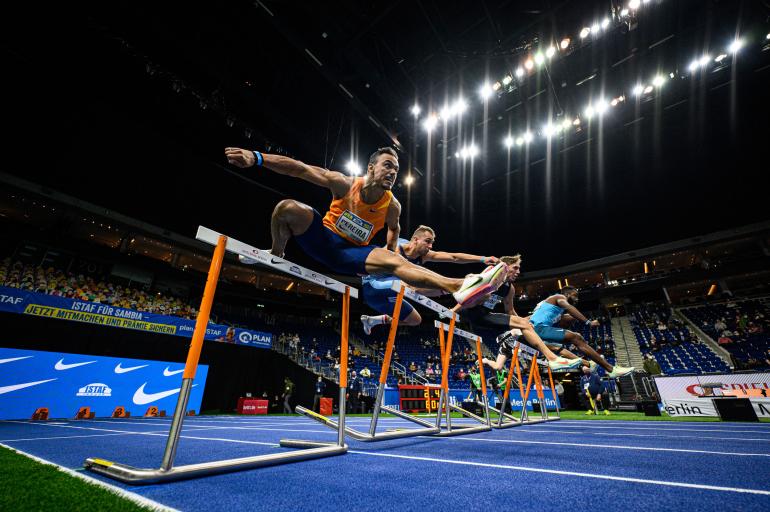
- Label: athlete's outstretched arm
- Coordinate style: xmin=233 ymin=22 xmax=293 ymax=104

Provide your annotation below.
xmin=385 ymin=198 xmax=401 ymax=252
xmin=424 ymin=251 xmax=498 ymax=265
xmin=224 ymin=148 xmax=351 ymax=197
xmin=555 ymin=296 xmax=599 ymax=327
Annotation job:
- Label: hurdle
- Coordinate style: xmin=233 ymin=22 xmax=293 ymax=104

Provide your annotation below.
xmin=284 ymin=282 xmax=458 ymax=443
xmin=431 ymin=320 xmax=492 ymax=436
xmin=84 ymin=226 xmax=354 ymax=484
xmin=515 ymin=343 xmax=561 ymax=424
xmin=489 ymin=341 xmax=524 ymax=429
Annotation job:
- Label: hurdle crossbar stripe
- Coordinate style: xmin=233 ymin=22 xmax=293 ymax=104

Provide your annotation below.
xmin=196 ymin=226 xmax=358 ymax=298
xmin=433 ymin=320 xmax=476 ymax=341
xmin=391 ymin=281 xmax=458 ymax=320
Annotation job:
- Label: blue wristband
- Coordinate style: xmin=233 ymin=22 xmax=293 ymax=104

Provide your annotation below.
xmin=480 ymin=257 xmax=486 ymax=264
xmin=253 ymin=151 xmax=264 ymax=167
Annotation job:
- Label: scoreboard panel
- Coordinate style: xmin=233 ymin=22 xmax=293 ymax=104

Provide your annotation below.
xmin=398 ymin=385 xmax=442 ymax=413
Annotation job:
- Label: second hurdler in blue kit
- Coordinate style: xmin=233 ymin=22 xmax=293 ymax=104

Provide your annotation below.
xmin=360 ymin=225 xmax=499 ymax=334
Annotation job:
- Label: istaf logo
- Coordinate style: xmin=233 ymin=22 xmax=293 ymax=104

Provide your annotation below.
xmin=76 ymin=383 xmax=112 ymax=397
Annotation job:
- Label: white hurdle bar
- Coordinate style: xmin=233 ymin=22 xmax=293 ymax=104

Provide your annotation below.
xmin=432 ymin=320 xmax=492 ymax=436
xmin=85 ymin=226 xmax=354 ymax=483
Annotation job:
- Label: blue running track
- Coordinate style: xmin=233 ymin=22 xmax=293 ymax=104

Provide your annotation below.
xmin=2 ymin=415 xmax=769 ymax=511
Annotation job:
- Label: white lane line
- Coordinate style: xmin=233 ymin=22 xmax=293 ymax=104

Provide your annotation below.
xmin=0 ymin=443 xmax=178 ymax=511
xmin=347 ymin=451 xmax=770 ymax=496
xmin=556 ymin=419 xmax=770 ymax=428
xmin=1 ymin=433 xmax=136 ymax=443
xmin=533 ymin=424 xmax=770 ymax=434
xmin=510 ymin=428 xmax=770 ymax=442
xmin=442 ymin=436 xmax=770 ymax=457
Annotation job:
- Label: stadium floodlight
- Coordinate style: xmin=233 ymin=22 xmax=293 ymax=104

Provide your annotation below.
xmin=452 ymin=98 xmax=468 ymax=116
xmin=454 ymin=152 xmax=460 ymax=157
xmin=643 ymin=85 xmax=654 ymax=94
xmin=620 ymin=8 xmax=629 ymax=17
xmin=767 ymin=33 xmax=770 ymax=40
xmin=629 ymin=0 xmax=640 ymax=9
xmin=478 ymin=83 xmax=494 ymax=100
xmin=688 ymin=59 xmax=699 ymax=72
xmin=524 ymin=58 xmax=534 ymax=70
xmin=584 ymin=105 xmax=595 ymax=119
xmin=546 ymin=46 xmax=556 ymax=59
xmin=561 ymin=118 xmax=572 ymax=130
xmin=595 ymin=99 xmax=609 ymax=115
xmin=492 ymin=81 xmax=502 ymax=91
xmin=601 ymin=18 xmax=610 ymax=29
xmin=522 ymin=131 xmax=533 ymax=143
xmin=534 ymin=52 xmax=545 ymax=66
xmin=573 ymin=117 xmax=581 ymax=126
xmin=411 ymin=104 xmax=421 ymax=117
xmin=714 ymin=54 xmax=727 ymax=63
xmin=591 ymin=23 xmax=600 ymax=34
xmin=698 ymin=55 xmax=711 ymax=67
xmin=580 ymin=27 xmax=591 ymax=39
xmin=504 ymin=136 xmax=514 ymax=148
xmin=423 ymin=115 xmax=438 ymax=132
xmin=515 ymin=67 xmax=525 ymax=78
xmin=542 ymin=122 xmax=559 ymax=138
xmin=439 ymin=105 xmax=451 ymax=119
xmin=611 ymin=98 xmax=618 ymax=107
xmin=502 ymin=74 xmax=514 ymax=85
xmin=560 ymin=37 xmax=571 ymax=49
xmin=459 ymin=144 xmax=479 ymax=159
xmin=633 ymin=84 xmax=644 ymax=96
xmin=652 ymin=75 xmax=666 ymax=87
xmin=404 ymin=175 xmax=415 ymax=186
xmin=728 ymin=39 xmax=743 ymax=54
xmin=515 ymin=137 xmax=524 ymax=146
xmin=346 ymin=161 xmax=362 ymax=175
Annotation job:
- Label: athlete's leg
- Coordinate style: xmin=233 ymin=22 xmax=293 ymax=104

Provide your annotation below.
xmin=363 ymin=309 xmax=421 ymax=332
xmin=482 ymin=352 xmax=508 ymax=371
xmin=563 ymin=331 xmax=613 ymax=372
xmin=507 ymin=316 xmax=564 ymax=362
xmin=270 ymin=199 xmax=314 ymax=256
xmin=365 ymin=248 xmax=463 ymax=292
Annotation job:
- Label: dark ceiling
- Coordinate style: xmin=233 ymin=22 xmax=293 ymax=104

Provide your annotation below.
xmin=1 ymin=0 xmax=769 ymax=275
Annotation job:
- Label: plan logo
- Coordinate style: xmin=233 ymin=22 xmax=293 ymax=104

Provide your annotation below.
xmin=76 ymin=383 xmax=112 ymax=397
xmin=238 ymin=331 xmax=272 ymax=345
xmin=289 ymin=265 xmax=302 ymax=276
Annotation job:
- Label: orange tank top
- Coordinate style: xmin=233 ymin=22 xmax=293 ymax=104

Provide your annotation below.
xmin=322 ymin=177 xmax=392 ymax=246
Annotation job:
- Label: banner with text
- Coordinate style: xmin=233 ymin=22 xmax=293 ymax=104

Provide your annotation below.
xmin=0 ymin=286 xmax=271 ymax=349
xmin=0 ymin=347 xmax=208 ymax=419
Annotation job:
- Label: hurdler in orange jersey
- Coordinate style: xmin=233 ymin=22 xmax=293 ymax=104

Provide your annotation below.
xmin=224 ymin=145 xmax=508 ymax=306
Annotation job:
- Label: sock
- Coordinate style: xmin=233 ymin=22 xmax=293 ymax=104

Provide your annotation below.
xmin=367 ymin=315 xmax=391 ymax=326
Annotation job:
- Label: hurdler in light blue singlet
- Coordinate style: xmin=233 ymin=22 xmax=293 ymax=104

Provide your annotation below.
xmin=529 ymin=300 xmax=564 ymax=327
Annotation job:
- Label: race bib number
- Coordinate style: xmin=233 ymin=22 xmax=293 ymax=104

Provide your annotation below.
xmin=483 ymin=294 xmax=502 ymax=310
xmin=335 ymin=210 xmax=374 ymax=244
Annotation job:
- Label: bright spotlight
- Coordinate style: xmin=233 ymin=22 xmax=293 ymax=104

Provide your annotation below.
xmin=515 ymin=137 xmax=524 ymax=146
xmin=478 ymin=83 xmax=494 ymax=100
xmin=611 ymin=98 xmax=618 ymax=107
xmin=561 ymin=118 xmax=572 ymax=130
xmin=728 ymin=39 xmax=743 ymax=54
xmin=411 ymin=104 xmax=421 ymax=117
xmin=439 ymin=105 xmax=451 ymax=119
xmin=767 ymin=33 xmax=770 ymax=40
xmin=492 ymin=81 xmax=502 ymax=91
xmin=515 ymin=67 xmax=525 ymax=78
xmin=714 ymin=53 xmax=727 ymax=63
xmin=643 ymin=85 xmax=654 ymax=94
xmin=524 ymin=58 xmax=534 ymax=70
xmin=620 ymin=8 xmax=629 ymax=17
xmin=572 ymin=117 xmax=581 ymax=126
xmin=423 ymin=115 xmax=438 ymax=132
xmin=452 ymin=98 xmax=468 ymax=116
xmin=591 ymin=23 xmax=600 ymax=34
xmin=629 ymin=0 xmax=641 ymax=9
xmin=542 ymin=122 xmax=557 ymax=138
xmin=504 ymin=136 xmax=514 ymax=148
xmin=688 ymin=60 xmax=699 ymax=72
xmin=534 ymin=52 xmax=545 ymax=66
xmin=633 ymin=84 xmax=644 ymax=96
xmin=454 ymin=152 xmax=460 ymax=158
xmin=601 ymin=18 xmax=610 ymax=29
xmin=522 ymin=131 xmax=533 ymax=143
xmin=502 ymin=74 xmax=513 ymax=85
xmin=584 ymin=105 xmax=595 ymax=119
xmin=698 ymin=55 xmax=711 ymax=67
xmin=459 ymin=145 xmax=479 ymax=159
xmin=560 ymin=37 xmax=571 ymax=49
xmin=546 ymin=46 xmax=556 ymax=59
xmin=404 ymin=175 xmax=415 ymax=186
xmin=346 ymin=161 xmax=361 ymax=175
xmin=580 ymin=27 xmax=591 ymax=39
xmin=595 ymin=99 xmax=609 ymax=115
xmin=652 ymin=75 xmax=666 ymax=87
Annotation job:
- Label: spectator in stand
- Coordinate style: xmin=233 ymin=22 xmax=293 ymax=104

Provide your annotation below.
xmin=714 ymin=319 xmax=727 ymax=332
xmin=643 ymin=354 xmax=662 ymax=375
xmin=393 ymin=351 xmax=401 ymax=362
xmin=409 ymin=361 xmax=417 ymax=372
xmin=456 ymin=367 xmax=467 ymax=381
xmin=312 ymin=376 xmax=326 ymax=413
xmin=555 ymin=380 xmax=565 ymax=407
xmin=467 ymin=365 xmax=483 ymax=402
xmin=348 ymin=371 xmax=363 ymax=413
xmin=425 ymin=363 xmax=435 ymax=380
xmin=718 ymin=333 xmax=733 ymax=345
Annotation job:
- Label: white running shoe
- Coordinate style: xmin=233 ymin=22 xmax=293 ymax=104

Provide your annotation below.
xmin=360 ymin=315 xmax=374 ymax=336
xmin=452 ymin=262 xmax=507 ymax=307
xmin=548 ymin=357 xmax=584 ymax=371
xmin=608 ymin=365 xmax=635 ymax=378
xmin=589 ymin=360 xmax=598 ymax=372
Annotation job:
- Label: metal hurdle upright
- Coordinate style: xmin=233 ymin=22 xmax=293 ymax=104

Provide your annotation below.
xmin=84 ymin=226 xmax=355 ymax=484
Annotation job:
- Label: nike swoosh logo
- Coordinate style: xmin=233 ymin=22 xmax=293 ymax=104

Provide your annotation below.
xmin=271 ymin=258 xmax=283 ymax=264
xmin=163 ymin=367 xmax=185 ymax=377
xmin=0 ymin=356 xmax=33 ymax=364
xmin=460 ymin=276 xmax=482 ymax=292
xmin=132 ymin=382 xmax=197 ymax=405
xmin=0 ymin=378 xmax=57 ymax=395
xmin=114 ymin=363 xmax=149 ymax=374
xmin=55 ymin=359 xmax=97 ymax=371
